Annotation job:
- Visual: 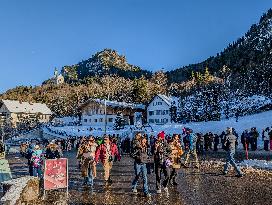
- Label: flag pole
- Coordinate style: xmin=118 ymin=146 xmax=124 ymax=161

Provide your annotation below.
xmin=245 ymin=142 xmax=249 ymax=160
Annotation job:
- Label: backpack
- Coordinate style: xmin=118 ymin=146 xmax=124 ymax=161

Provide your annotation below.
xmin=223 ymin=139 xmax=230 ymax=151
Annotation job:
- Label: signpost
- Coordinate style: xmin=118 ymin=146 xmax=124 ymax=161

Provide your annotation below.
xmin=43 ymin=158 xmax=68 ymax=199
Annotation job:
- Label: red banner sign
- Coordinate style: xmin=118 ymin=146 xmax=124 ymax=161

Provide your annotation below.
xmin=44 ymin=158 xmax=68 ymax=190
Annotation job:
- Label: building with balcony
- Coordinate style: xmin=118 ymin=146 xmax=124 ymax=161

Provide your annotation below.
xmin=0 ymin=100 xmax=53 ymax=128
xmin=79 ymin=98 xmax=145 ymax=127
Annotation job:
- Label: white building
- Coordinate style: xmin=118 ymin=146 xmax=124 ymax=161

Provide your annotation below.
xmin=0 ymin=100 xmax=52 ymax=128
xmin=79 ymin=99 xmax=145 ymax=127
xmin=147 ymin=94 xmax=179 ymax=125
xmin=53 ymin=68 xmax=64 ymax=85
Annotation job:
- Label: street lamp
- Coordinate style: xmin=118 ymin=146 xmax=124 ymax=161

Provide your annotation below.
xmin=104 ymin=75 xmax=111 ymax=134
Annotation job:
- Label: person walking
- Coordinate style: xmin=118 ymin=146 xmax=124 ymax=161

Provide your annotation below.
xmin=269 ymin=128 xmax=272 ymax=151
xmin=183 ymin=129 xmax=199 ymax=168
xmin=95 ymin=135 xmax=121 ymax=185
xmin=167 ymin=134 xmax=183 ymax=186
xmin=77 ymin=135 xmax=98 ymax=188
xmin=223 ymin=127 xmax=244 ymax=177
xmin=262 ymin=127 xmax=270 ymax=151
xmin=250 ymin=127 xmax=259 ymax=151
xmin=31 ymin=145 xmax=44 ymax=178
xmin=131 ymin=136 xmax=151 ymax=197
xmin=45 ymin=141 xmax=61 ymax=159
xmin=153 ymin=131 xmax=170 ymax=194
xmin=213 ymin=134 xmax=220 ymax=151
xmin=241 ymin=130 xmax=250 ymax=150
xmin=26 ymin=142 xmax=35 ymax=176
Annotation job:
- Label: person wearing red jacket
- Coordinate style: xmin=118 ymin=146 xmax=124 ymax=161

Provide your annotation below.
xmin=95 ymin=135 xmax=121 ymax=185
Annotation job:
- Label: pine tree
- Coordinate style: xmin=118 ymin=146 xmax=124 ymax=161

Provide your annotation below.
xmin=113 ymin=112 xmax=125 ymax=130
xmin=169 ymin=102 xmax=177 ymax=123
xmin=191 ymin=71 xmax=196 ymax=81
xmin=204 ymin=67 xmax=211 ymax=82
xmin=196 ymin=72 xmax=203 ymax=84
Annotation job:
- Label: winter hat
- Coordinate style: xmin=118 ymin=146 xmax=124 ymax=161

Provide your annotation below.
xmin=103 ymin=135 xmax=110 ymax=140
xmin=157 ymin=131 xmax=165 ymax=139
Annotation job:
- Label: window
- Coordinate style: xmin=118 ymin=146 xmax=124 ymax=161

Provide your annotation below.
xmin=149 ymin=111 xmax=154 ymax=116
xmin=157 ymin=102 xmax=162 ymax=105
xmin=84 ymin=119 xmax=87 ymax=122
xmin=165 ymin=119 xmax=168 ymax=123
xmin=149 ymin=119 xmax=154 ymax=123
xmin=108 ymin=118 xmax=113 ymax=122
xmin=89 ymin=119 xmax=92 ymax=122
xmin=155 ymin=119 xmax=159 ymax=123
xmin=94 ymin=119 xmax=98 ymax=122
xmin=156 ymin=110 xmax=161 ymax=115
xmin=166 ymin=110 xmax=169 ymax=115
xmin=99 ymin=118 xmax=103 ymax=122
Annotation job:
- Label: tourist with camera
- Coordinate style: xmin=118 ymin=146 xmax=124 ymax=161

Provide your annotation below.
xmin=95 ymin=135 xmax=121 ymax=185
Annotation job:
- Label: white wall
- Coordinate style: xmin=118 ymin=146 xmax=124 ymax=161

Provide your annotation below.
xmin=147 ymin=96 xmax=171 ymax=125
xmin=81 ymin=114 xmax=117 ymax=127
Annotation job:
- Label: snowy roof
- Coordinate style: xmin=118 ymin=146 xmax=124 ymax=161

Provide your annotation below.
xmin=1 ymin=100 xmax=53 ymax=115
xmin=155 ymin=94 xmax=179 ymax=106
xmin=80 ymin=98 xmax=145 ymax=110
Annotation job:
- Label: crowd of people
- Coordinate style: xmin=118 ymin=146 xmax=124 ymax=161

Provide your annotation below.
xmin=15 ymin=125 xmax=258 ymax=198
xmin=121 ymin=126 xmax=272 ymax=157
xmin=75 ymin=127 xmax=245 ymax=197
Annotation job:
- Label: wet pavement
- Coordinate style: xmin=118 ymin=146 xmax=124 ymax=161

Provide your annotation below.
xmin=4 ymin=150 xmax=272 ymax=205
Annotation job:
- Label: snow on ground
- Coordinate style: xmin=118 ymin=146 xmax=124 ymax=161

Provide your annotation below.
xmin=42 ymin=125 xmax=131 ymax=139
xmin=239 ymin=159 xmax=272 ymax=170
xmin=150 ymin=110 xmax=272 ymax=135
xmin=201 ymin=159 xmax=272 ymax=172
xmin=149 ymin=110 xmax=272 ymax=148
xmin=44 ymin=110 xmax=272 ymax=145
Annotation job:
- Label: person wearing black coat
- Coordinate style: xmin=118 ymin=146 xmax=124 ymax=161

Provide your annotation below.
xmin=45 ymin=142 xmax=60 ymax=159
xmin=131 ymin=136 xmax=151 ymax=197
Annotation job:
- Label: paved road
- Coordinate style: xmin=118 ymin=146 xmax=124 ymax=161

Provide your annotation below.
xmin=5 ymin=150 xmax=272 ymax=205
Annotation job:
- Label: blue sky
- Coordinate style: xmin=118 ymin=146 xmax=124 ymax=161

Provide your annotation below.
xmin=0 ymin=0 xmax=271 ymax=94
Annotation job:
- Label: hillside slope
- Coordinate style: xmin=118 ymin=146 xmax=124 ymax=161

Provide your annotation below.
xmin=59 ymin=49 xmax=152 ymax=83
xmin=167 ymin=9 xmax=272 ymax=95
